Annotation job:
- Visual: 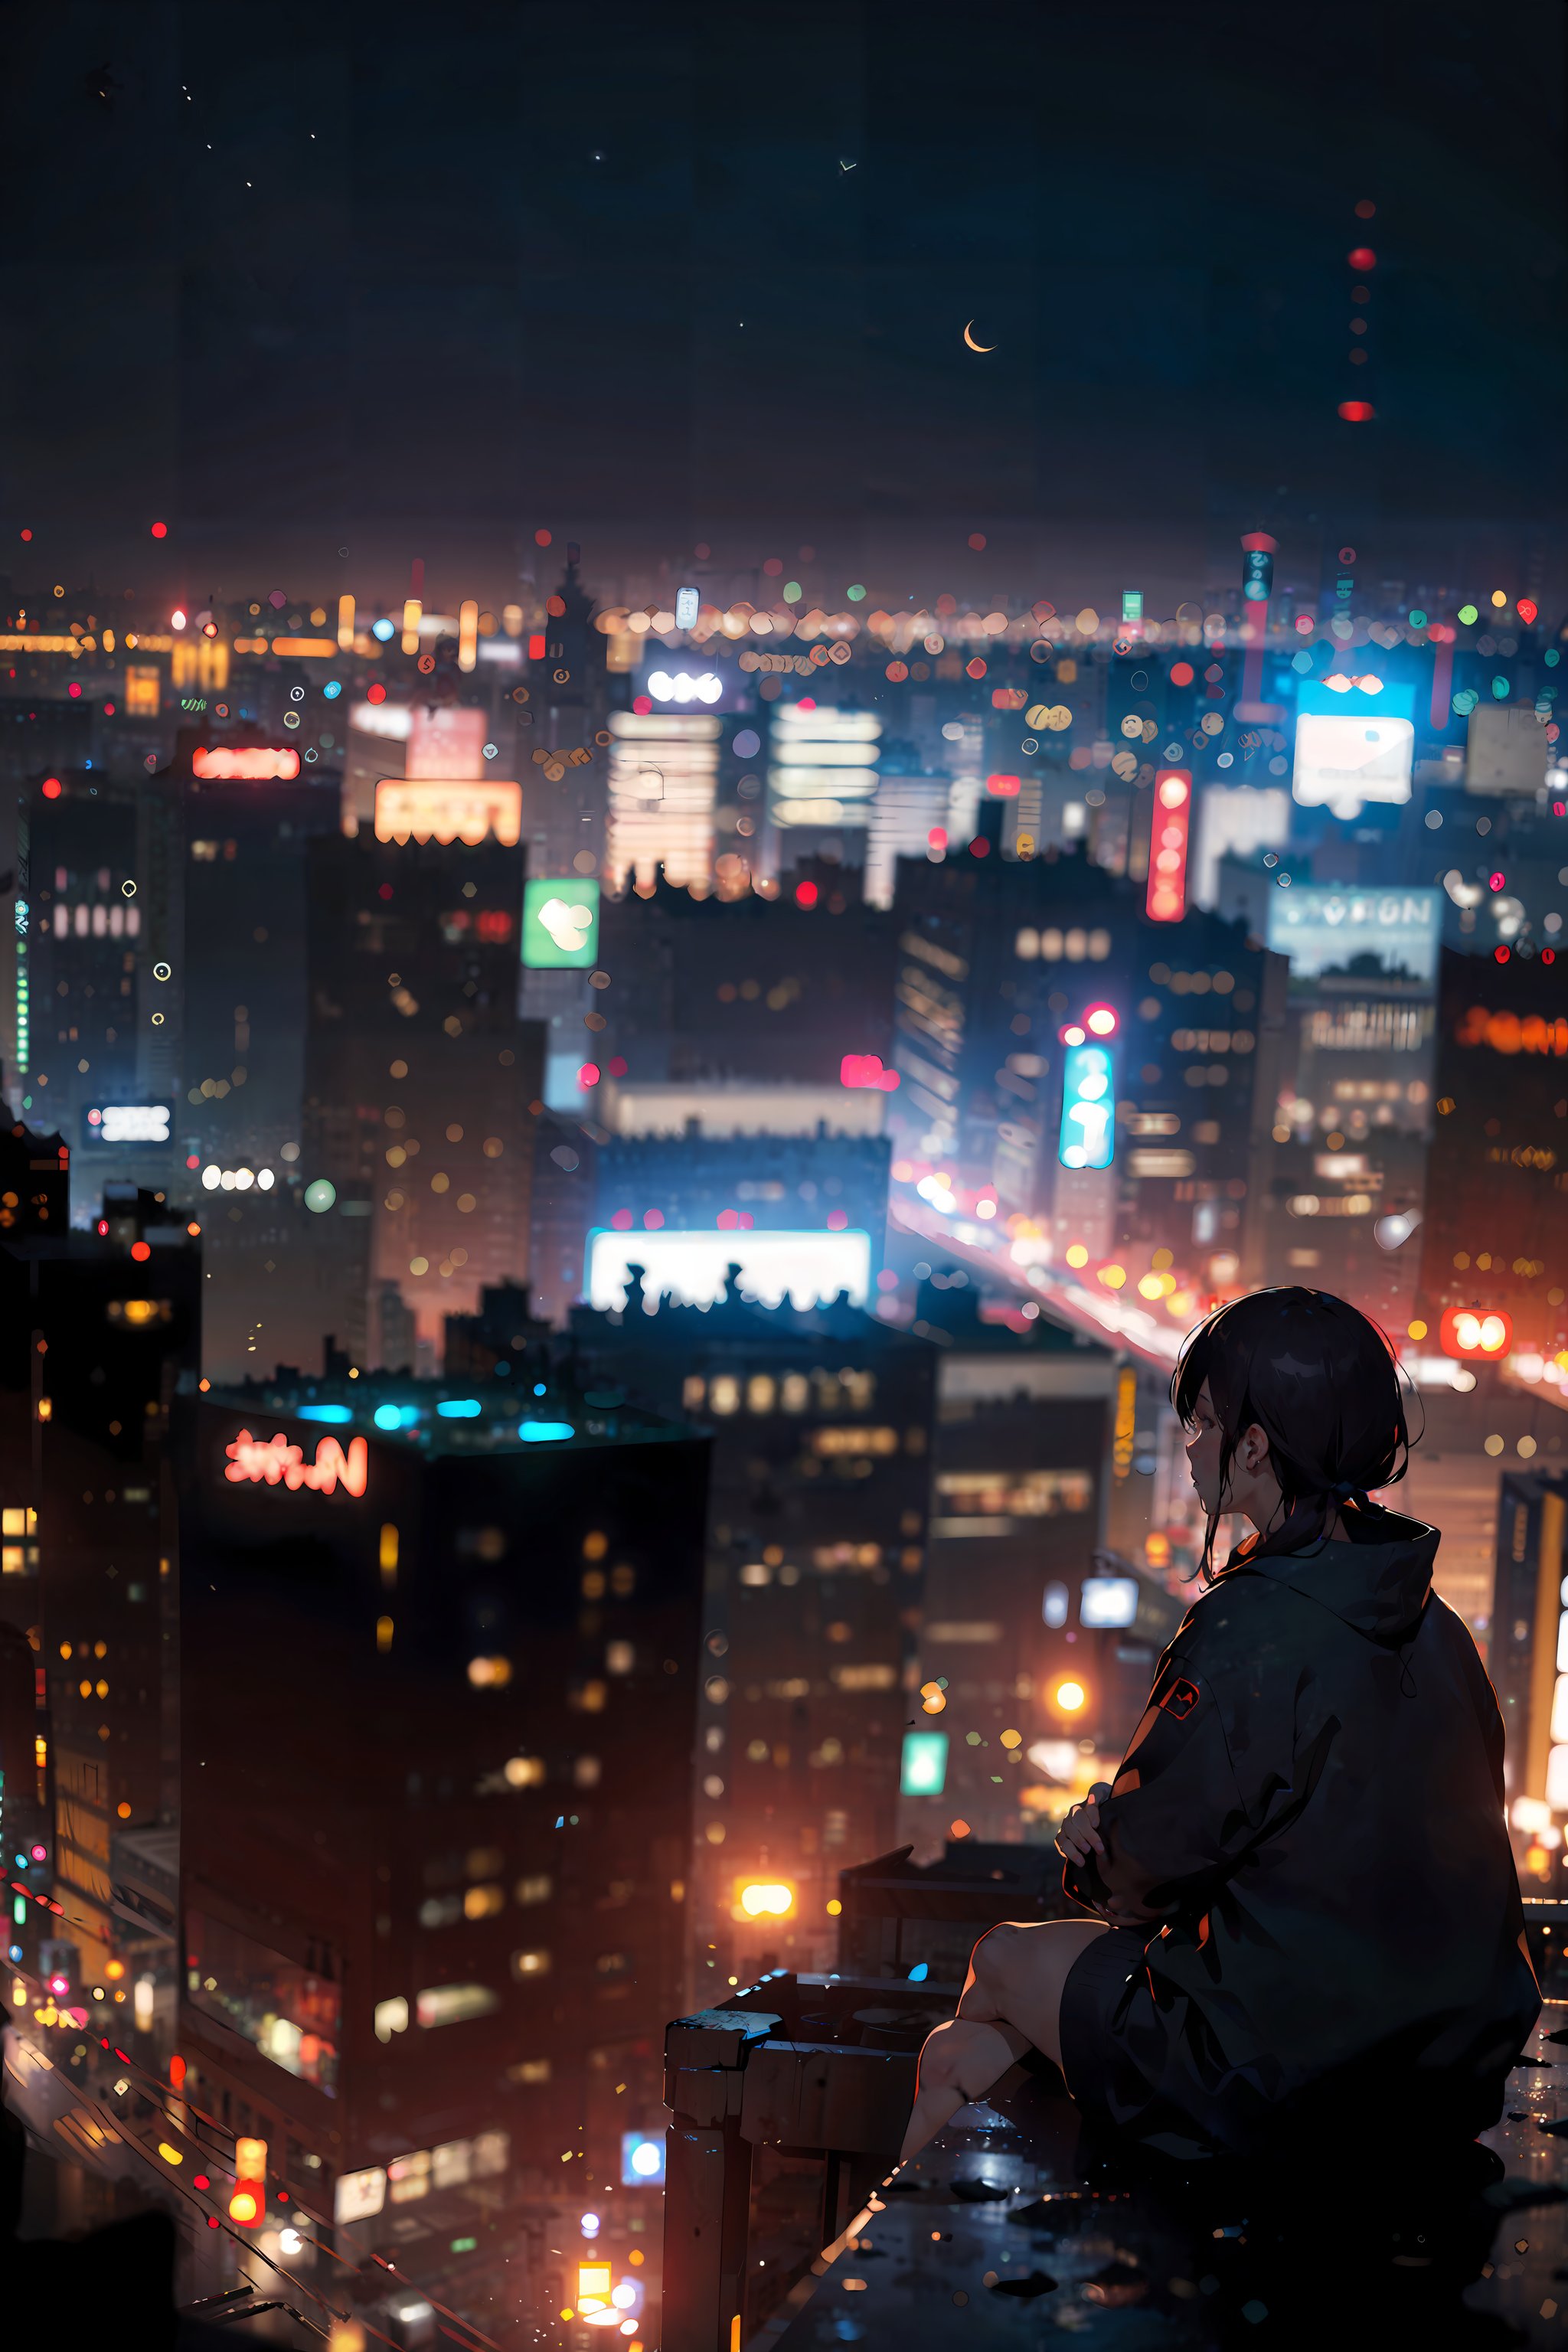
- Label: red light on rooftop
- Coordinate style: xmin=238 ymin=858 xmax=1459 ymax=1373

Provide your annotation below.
xmin=969 ymin=835 xmax=989 ymax=858
xmin=1348 ymin=247 xmax=1377 ymax=270
xmin=366 ymin=682 xmax=387 ymax=704
xmin=150 ymin=521 xmax=168 ymax=539
xmin=528 ymin=633 xmax=547 ymax=660
xmin=534 ymin=528 xmax=552 ymax=547
xmin=41 ymin=776 xmax=62 ymax=799
xmin=795 ymin=880 xmax=818 ymax=908
xmin=1338 ymin=401 xmax=1376 ymax=422
xmin=130 ymin=1240 xmax=151 ymax=1263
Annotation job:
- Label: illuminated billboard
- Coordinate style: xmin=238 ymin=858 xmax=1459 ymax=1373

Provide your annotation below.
xmin=769 ymin=704 xmax=881 ymax=829
xmin=374 ymin=779 xmax=521 ymax=847
xmin=193 ymin=746 xmax=301 ymax=781
xmin=1058 ymin=1040 xmax=1114 ymax=1169
xmin=523 ymin=877 xmax=600 ymax=968
xmin=1145 ymin=769 xmax=1191 ymax=923
xmin=83 ymin=1103 xmax=172 ymax=1146
xmin=1292 ymin=710 xmax=1413 ymax=819
xmin=586 ymin=1227 xmax=871 ymax=1312
xmin=1266 ymin=887 xmax=1441 ymax=991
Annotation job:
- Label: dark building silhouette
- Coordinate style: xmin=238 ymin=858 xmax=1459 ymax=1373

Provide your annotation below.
xmin=303 ymin=831 xmax=543 ymax=1367
xmin=0 ymin=1142 xmax=199 ymax=2010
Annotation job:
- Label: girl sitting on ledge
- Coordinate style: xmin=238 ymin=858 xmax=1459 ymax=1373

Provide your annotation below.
xmin=901 ymin=1287 xmax=1540 ymax=2162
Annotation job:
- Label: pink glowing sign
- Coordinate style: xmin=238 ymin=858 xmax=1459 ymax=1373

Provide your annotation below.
xmin=224 ymin=1429 xmax=369 ymax=1497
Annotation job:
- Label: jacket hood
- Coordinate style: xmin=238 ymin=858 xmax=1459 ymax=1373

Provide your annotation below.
xmin=1240 ymin=1511 xmax=1437 ymax=1644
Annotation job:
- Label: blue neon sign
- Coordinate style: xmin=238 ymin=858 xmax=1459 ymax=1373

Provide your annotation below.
xmin=1059 ymin=1040 xmax=1115 ymax=1170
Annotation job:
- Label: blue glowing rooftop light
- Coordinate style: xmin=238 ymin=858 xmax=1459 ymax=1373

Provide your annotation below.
xmin=374 ymin=1403 xmax=421 ymax=1431
xmin=296 ymin=1404 xmax=354 ymax=1424
xmin=371 ymin=616 xmax=396 ymax=642
xmin=436 ymin=1398 xmax=482 ymax=1419
xmin=518 ymin=1419 xmax=575 ymax=1443
xmin=533 ymin=1382 xmax=547 ymax=1396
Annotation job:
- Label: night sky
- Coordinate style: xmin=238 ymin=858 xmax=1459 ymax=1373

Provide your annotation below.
xmin=2 ymin=2 xmax=1565 ymax=612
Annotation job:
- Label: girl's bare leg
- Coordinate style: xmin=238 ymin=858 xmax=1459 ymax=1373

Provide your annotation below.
xmin=899 ymin=1919 xmax=1111 ymax=2161
xmin=957 ymin=1918 xmax=1111 ymax=2069
xmin=898 ymin=2016 xmax=1032 ymax=2161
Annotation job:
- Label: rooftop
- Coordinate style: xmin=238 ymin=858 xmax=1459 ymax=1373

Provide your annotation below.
xmin=204 ymin=1364 xmax=691 ymax=1457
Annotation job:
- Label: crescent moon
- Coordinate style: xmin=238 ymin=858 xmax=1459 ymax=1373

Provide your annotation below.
xmin=963 ymin=320 xmax=996 ymax=352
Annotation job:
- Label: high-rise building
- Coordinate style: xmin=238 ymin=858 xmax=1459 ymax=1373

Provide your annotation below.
xmin=1488 ymin=1469 xmax=1568 ymax=1834
xmin=1256 ymin=881 xmax=1442 ymax=1332
xmin=891 ymin=1278 xmax=1178 ymax=1854
xmin=175 ymin=1367 xmax=708 ymax=2340
xmin=12 ymin=774 xmax=143 ymax=1162
xmin=1417 ymin=945 xmax=1568 ymax=1359
xmin=519 ymin=557 xmax=613 ymax=1114
xmin=570 ymin=1281 xmax=937 ymax=1987
xmin=889 ymin=838 xmax=1287 ymax=1316
xmin=597 ymin=874 xmax=897 ymax=1092
xmin=0 ymin=1142 xmax=199 ymax=2011
xmin=174 ymin=730 xmax=348 ymax=1171
xmin=302 ymin=832 xmax=541 ymax=1359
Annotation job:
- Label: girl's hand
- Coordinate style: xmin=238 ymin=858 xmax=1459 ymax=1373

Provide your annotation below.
xmin=1055 ymin=1782 xmax=1113 ymax=1867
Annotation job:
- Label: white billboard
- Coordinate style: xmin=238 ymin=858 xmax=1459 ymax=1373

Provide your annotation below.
xmin=1292 ymin=711 xmax=1413 ymax=820
xmin=586 ymin=1227 xmax=872 ymax=1312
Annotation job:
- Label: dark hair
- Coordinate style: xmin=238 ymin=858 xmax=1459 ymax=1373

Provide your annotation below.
xmin=1171 ymin=1286 xmax=1417 ymax=1578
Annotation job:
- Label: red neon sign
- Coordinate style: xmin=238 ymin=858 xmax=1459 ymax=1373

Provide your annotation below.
xmin=1438 ymin=1308 xmax=1512 ymax=1361
xmin=224 ymin=1429 xmax=369 ymax=1496
xmin=841 ymin=1054 xmax=900 ymax=1093
xmin=1146 ymin=769 xmax=1191 ymax=923
xmin=193 ymin=746 xmax=302 ymax=781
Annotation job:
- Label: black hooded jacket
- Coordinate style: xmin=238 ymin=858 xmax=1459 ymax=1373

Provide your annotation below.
xmin=1061 ymin=1511 xmax=1540 ymax=2154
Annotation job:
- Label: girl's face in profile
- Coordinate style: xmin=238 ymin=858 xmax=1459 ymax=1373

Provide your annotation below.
xmin=1183 ymin=1381 xmax=1225 ymax=1516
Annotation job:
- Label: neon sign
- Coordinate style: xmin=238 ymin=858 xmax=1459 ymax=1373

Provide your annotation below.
xmin=1058 ymin=1038 xmax=1115 ymax=1170
xmin=374 ymin=779 xmax=521 ymax=847
xmin=1145 ymin=768 xmax=1191 ymax=923
xmin=192 ymin=746 xmax=302 ymax=780
xmin=224 ymin=1429 xmax=368 ymax=1496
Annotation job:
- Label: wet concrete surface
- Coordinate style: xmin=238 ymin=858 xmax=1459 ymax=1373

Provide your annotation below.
xmin=757 ymin=2006 xmax=1568 ymax=2349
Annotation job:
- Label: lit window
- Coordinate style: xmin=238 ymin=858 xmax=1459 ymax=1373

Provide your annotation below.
xmin=606 ymin=1641 xmax=634 ymax=1675
xmin=746 ymin=1374 xmax=776 ymax=1413
xmin=418 ymin=1895 xmax=462 ymax=1929
xmin=508 ymin=2057 xmax=550 ymax=2085
xmin=387 ymin=2149 xmax=431 ymax=2203
xmin=511 ymin=1948 xmax=552 ymax=1978
xmin=464 ymin=1883 xmax=505 ymax=1919
xmin=416 ymin=1983 xmax=499 ymax=2028
xmin=373 ymin=1998 xmax=409 ymax=2043
xmin=709 ymin=1376 xmax=740 ymax=1415
xmin=514 ymin=1874 xmax=552 ymax=1906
